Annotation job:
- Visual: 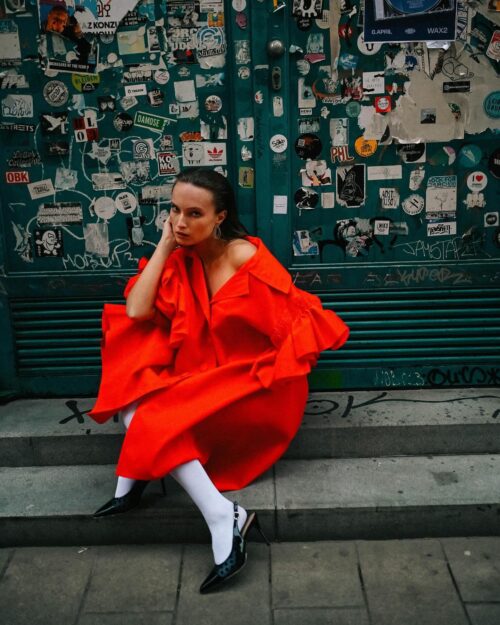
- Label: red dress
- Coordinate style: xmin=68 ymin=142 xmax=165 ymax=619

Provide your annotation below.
xmin=89 ymin=236 xmax=349 ymax=491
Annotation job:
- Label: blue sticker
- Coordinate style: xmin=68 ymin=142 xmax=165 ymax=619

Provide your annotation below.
xmin=484 ymin=92 xmax=500 ymax=119
xmin=458 ymin=145 xmax=483 ymax=168
xmin=339 ymin=53 xmax=358 ymax=70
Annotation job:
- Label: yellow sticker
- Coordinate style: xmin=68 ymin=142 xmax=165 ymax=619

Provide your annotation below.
xmin=354 ymin=137 xmax=378 ymax=158
xmin=71 ymin=74 xmax=101 ymax=93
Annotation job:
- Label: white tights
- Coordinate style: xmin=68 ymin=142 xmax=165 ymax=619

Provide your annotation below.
xmin=115 ymin=402 xmax=247 ymax=564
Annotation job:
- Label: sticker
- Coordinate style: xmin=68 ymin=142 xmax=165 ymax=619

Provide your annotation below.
xmin=71 ymin=74 xmax=100 ymax=93
xmin=301 ymin=160 xmax=332 ymax=186
xmin=330 ymin=118 xmax=349 ymax=146
xmin=330 ymin=146 xmax=354 ymax=163
xmin=421 ymin=108 xmax=436 ymax=124
xmin=294 ymin=187 xmax=319 ymax=211
xmin=1 ymin=94 xmax=33 ymax=118
xmin=426 ymin=176 xmax=457 ymax=215
xmin=73 ymin=111 xmax=98 ymax=142
xmin=464 ymin=192 xmax=486 ymax=209
xmin=273 ymin=96 xmax=284 ymax=117
xmin=7 ymin=150 xmax=41 ymax=168
xmin=234 ymin=39 xmax=251 ymax=64
xmin=28 ymin=179 xmax=55 ymax=199
xmin=205 ymin=95 xmax=223 ymax=112
xmin=35 ymin=228 xmax=63 ymax=257
xmin=238 ymin=166 xmax=254 ymax=188
xmin=84 ymin=223 xmax=109 ymax=257
xmin=488 ymin=148 xmax=500 ymax=179
xmin=443 ymin=81 xmax=470 ymax=93
xmin=335 ymin=218 xmax=373 ymax=257
xmin=409 ymin=167 xmax=425 ymax=190
xmin=98 ymin=96 xmax=116 ymax=113
xmin=160 ymin=135 xmax=174 ymax=150
xmin=157 ymin=152 xmax=181 ymax=175
xmin=298 ymin=78 xmax=316 ymax=108
xmin=368 ymin=165 xmax=402 ymax=180
xmin=458 ymin=145 xmax=482 ymax=168
xmin=296 ymin=59 xmax=311 ymax=76
xmin=485 ymin=212 xmax=499 ymax=227
xmin=174 ymin=80 xmax=196 ymax=103
xmin=134 ymin=111 xmax=171 ymax=133
xmin=120 ymin=95 xmax=138 ymax=111
xmin=362 ymin=71 xmax=385 ymax=94
xmin=354 ymin=137 xmax=378 ymax=158
xmin=232 ymin=0 xmax=246 ymax=10
xmin=133 ymin=139 xmax=155 ymax=160
xmin=92 ymin=173 xmax=126 ymax=191
xmin=339 ymin=53 xmax=359 ymax=70
xmin=238 ymin=66 xmax=250 ymax=79
xmin=429 ymin=146 xmax=455 ymax=167
xmin=235 ymin=12 xmax=247 ymax=29
xmin=46 ymin=141 xmax=69 ymax=156
xmin=270 ymin=134 xmax=288 ymax=153
xmin=120 ymin=161 xmax=150 ymax=185
xmin=147 ymin=89 xmax=164 ymax=107
xmin=241 ymin=145 xmax=252 ymax=161
xmin=396 ymin=143 xmax=426 ymax=164
xmin=299 ymin=117 xmax=320 ymax=134
xmin=273 ymin=195 xmax=288 ymax=215
xmin=295 ymin=133 xmax=322 ymax=159
xmin=427 ymin=222 xmax=457 ymax=237
xmin=375 ymin=96 xmax=391 ymax=113
xmin=402 ymin=194 xmax=425 ymax=215
xmin=115 ymin=191 xmax=138 ymax=214
xmin=321 ymin=192 xmax=335 ymax=208
xmin=296 ymin=17 xmax=313 ymax=31
xmin=357 ymin=33 xmax=382 ymax=56
xmin=37 ymin=202 xmax=83 ymax=225
xmin=204 ymin=142 xmax=227 ymax=165
xmin=43 ymin=81 xmax=69 ymax=107
xmin=483 ymin=91 xmax=500 ymax=119
xmin=6 ymin=171 xmax=29 ymax=183
xmin=55 ymin=167 xmax=77 ymax=190
xmin=237 ymin=117 xmax=254 ymax=141
xmin=125 ymin=84 xmax=147 ymax=97
xmin=379 ymin=188 xmax=400 ymax=209
xmin=467 ymin=171 xmax=488 ymax=192
xmin=336 ymin=164 xmax=366 ymax=208
xmin=93 ymin=197 xmax=117 ymax=221
xmin=345 ymin=101 xmax=361 ymax=118
xmin=292 ymin=0 xmax=323 ymax=17
xmin=293 ymin=230 xmax=319 ymax=256
xmin=154 ymin=69 xmax=170 ymax=85
xmin=374 ymin=220 xmax=391 ymax=236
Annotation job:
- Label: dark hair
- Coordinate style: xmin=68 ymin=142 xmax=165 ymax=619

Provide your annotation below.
xmin=173 ymin=168 xmax=249 ymax=241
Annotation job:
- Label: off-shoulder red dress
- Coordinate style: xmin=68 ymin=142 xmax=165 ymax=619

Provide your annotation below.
xmin=89 ymin=236 xmax=349 ymax=491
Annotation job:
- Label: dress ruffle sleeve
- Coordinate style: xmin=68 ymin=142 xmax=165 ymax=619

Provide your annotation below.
xmin=89 ymin=252 xmax=188 ymax=422
xmin=249 ymin=275 xmax=349 ymax=389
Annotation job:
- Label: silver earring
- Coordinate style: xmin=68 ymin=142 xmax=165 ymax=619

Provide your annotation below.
xmin=213 ymin=224 xmax=222 ymax=239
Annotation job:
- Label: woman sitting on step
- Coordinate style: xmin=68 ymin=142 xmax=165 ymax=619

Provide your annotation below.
xmin=89 ymin=169 xmax=349 ymax=593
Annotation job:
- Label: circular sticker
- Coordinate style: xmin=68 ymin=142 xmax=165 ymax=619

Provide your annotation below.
xmin=154 ymin=69 xmax=170 ymax=85
xmin=270 ymin=134 xmax=288 ymax=153
xmin=205 ymin=95 xmax=223 ymax=112
xmin=235 ymin=12 xmax=247 ymax=29
xmin=354 ymin=137 xmax=378 ymax=158
xmin=107 ymin=52 xmax=119 ymax=64
xmin=294 ymin=133 xmax=322 ymax=159
xmin=467 ymin=171 xmax=488 ymax=192
xmin=100 ymin=33 xmax=114 ymax=44
xmin=345 ymin=101 xmax=361 ymax=118
xmin=357 ymin=33 xmax=382 ymax=56
xmin=483 ymin=91 xmax=500 ymax=119
xmin=429 ymin=145 xmax=456 ymax=166
xmin=238 ymin=66 xmax=250 ymax=79
xmin=115 ymin=192 xmax=138 ymax=214
xmin=296 ymin=59 xmax=311 ymax=76
xmin=113 ymin=113 xmax=134 ymax=132
xmin=315 ymin=9 xmax=330 ymax=29
xmin=43 ymin=80 xmax=69 ymax=107
xmin=402 ymin=194 xmax=425 ymax=215
xmin=485 ymin=212 xmax=499 ymax=227
xmin=488 ymin=147 xmax=500 ymax=179
xmin=375 ymin=96 xmax=391 ymax=113
xmin=458 ymin=144 xmax=482 ymax=168
xmin=232 ymin=0 xmax=246 ymax=9
xmin=94 ymin=196 xmax=117 ymax=220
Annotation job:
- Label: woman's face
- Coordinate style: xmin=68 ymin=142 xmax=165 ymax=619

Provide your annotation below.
xmin=170 ymin=182 xmax=226 ymax=246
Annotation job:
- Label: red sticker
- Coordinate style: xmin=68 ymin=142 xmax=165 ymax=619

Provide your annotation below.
xmin=6 ymin=171 xmax=29 ymax=183
xmin=375 ymin=96 xmax=392 ymax=113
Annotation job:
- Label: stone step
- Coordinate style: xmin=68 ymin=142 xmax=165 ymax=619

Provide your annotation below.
xmin=1 ymin=454 xmax=499 ymax=547
xmin=1 ymin=388 xmax=499 ymax=466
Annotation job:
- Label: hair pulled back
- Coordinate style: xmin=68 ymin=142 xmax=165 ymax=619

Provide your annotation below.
xmin=173 ymin=168 xmax=249 ymax=241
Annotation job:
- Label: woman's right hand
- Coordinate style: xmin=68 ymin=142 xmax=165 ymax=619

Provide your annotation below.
xmin=161 ymin=214 xmax=176 ymax=249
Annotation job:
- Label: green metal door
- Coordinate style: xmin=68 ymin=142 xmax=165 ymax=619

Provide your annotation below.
xmin=247 ymin=0 xmax=500 ymax=390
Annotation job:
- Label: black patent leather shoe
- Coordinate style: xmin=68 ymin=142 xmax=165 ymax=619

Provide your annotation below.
xmin=199 ymin=502 xmax=270 ymax=594
xmin=93 ymin=478 xmax=166 ymax=517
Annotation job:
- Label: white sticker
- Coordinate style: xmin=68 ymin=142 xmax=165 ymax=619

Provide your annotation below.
xmin=379 ymin=187 xmax=400 ymax=209
xmin=204 ymin=142 xmax=227 ymax=165
xmin=115 ymin=192 xmax=138 ymax=214
xmin=270 ymin=134 xmax=288 ymax=153
xmin=232 ymin=0 xmax=246 ymax=9
xmin=28 ymin=179 xmax=55 ymax=200
xmin=409 ymin=167 xmax=425 ymax=191
xmin=402 ymin=194 xmax=425 ymax=215
xmin=174 ymin=80 xmax=197 ymax=103
xmin=357 ymin=34 xmax=382 ymax=56
xmin=362 ymin=71 xmax=385 ymax=94
xmin=467 ymin=171 xmax=488 ymax=192
xmin=273 ymin=195 xmax=288 ymax=215
xmin=273 ymin=96 xmax=284 ymax=117
xmin=125 ymin=84 xmax=147 ymax=97
xmin=2 ymin=94 xmax=33 ymax=118
xmin=94 ymin=196 xmax=117 ymax=220
xmin=367 ymin=165 xmax=402 ymax=181
xmin=427 ymin=222 xmax=457 ymax=237
xmin=321 ymin=192 xmax=335 ymax=208
xmin=426 ymin=175 xmax=457 ymax=214
xmin=374 ymin=220 xmax=391 ymax=236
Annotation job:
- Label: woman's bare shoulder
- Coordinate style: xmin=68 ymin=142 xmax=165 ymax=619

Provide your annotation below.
xmin=226 ymin=238 xmax=257 ymax=269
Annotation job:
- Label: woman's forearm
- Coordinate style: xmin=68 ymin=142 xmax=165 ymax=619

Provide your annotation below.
xmin=126 ymin=236 xmax=176 ymax=320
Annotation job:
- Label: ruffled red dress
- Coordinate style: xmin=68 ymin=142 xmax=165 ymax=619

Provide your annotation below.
xmin=89 ymin=236 xmax=349 ymax=491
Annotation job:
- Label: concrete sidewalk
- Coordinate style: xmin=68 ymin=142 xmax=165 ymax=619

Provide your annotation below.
xmin=1 ymin=537 xmax=499 ymax=625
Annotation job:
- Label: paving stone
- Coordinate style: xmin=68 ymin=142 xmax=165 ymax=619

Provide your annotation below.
xmin=0 ymin=548 xmax=12 ymax=578
xmin=441 ymin=537 xmax=500 ymax=602
xmin=0 ymin=546 xmax=93 ymax=625
xmin=274 ymin=607 xmax=369 ymax=625
xmin=357 ymin=539 xmax=469 ymax=625
xmin=271 ymin=542 xmax=364 ymax=608
xmin=82 ymin=545 xmax=181 ymax=613
xmin=466 ymin=604 xmax=500 ymax=625
xmin=78 ymin=613 xmax=173 ymax=625
xmin=176 ymin=544 xmax=271 ymax=625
